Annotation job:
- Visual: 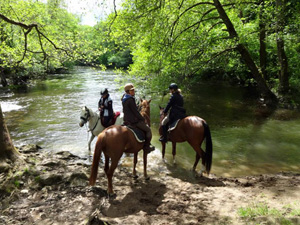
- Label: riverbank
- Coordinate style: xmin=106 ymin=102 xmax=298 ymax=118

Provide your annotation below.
xmin=0 ymin=145 xmax=299 ymax=225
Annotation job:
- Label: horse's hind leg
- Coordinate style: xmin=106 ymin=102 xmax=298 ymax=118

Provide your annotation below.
xmin=191 ymin=145 xmax=205 ymax=176
xmin=104 ymin=155 xmax=109 ymax=174
xmin=106 ymin=159 xmax=119 ymax=196
xmin=172 ymin=142 xmax=176 ymax=164
xmin=193 ymin=153 xmax=200 ymax=172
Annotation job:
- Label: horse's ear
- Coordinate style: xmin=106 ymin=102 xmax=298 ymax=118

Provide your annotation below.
xmin=85 ymin=106 xmax=88 ymax=110
xmin=159 ymin=105 xmax=162 ymax=109
xmin=148 ymin=99 xmax=152 ymax=103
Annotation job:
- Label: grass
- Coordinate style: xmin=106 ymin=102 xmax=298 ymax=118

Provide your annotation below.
xmin=238 ymin=201 xmax=300 ymax=225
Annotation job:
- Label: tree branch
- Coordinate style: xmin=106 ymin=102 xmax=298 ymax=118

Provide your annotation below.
xmin=206 ymin=47 xmax=237 ymax=64
xmin=171 ymin=2 xmax=215 ymax=37
xmin=0 ymin=13 xmax=72 ymax=64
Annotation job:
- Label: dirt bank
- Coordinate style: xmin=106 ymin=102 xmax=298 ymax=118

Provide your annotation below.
xmin=0 ymin=145 xmax=299 ymax=225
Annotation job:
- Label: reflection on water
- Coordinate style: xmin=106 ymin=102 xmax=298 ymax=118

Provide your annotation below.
xmin=1 ymin=67 xmax=300 ymax=177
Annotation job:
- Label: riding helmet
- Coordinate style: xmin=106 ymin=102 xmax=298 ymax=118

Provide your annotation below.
xmin=100 ymin=88 xmax=108 ymax=96
xmin=169 ymin=83 xmax=178 ymax=90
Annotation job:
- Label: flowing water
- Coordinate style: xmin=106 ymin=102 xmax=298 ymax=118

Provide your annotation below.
xmin=1 ymin=67 xmax=299 ymax=177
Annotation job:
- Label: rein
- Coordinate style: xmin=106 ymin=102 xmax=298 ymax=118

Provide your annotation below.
xmin=81 ymin=108 xmax=99 ymax=133
xmin=89 ymin=117 xmax=100 ymax=132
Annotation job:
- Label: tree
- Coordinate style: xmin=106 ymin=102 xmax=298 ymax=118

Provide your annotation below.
xmin=107 ymin=0 xmax=300 ymax=106
xmin=0 ymin=0 xmax=80 ymax=86
xmin=0 ymin=104 xmax=18 ymax=164
xmin=276 ymin=0 xmax=289 ymax=94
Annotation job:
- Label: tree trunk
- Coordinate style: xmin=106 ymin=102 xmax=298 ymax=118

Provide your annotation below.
xmin=259 ymin=0 xmax=267 ymax=80
xmin=0 ymin=68 xmax=8 ymax=87
xmin=213 ymin=0 xmax=278 ymax=106
xmin=0 ymin=104 xmax=19 ymax=162
xmin=276 ymin=0 xmax=289 ymax=95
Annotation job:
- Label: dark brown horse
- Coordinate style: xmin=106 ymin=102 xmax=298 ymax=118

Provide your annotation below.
xmin=159 ymin=107 xmax=213 ymax=175
xmin=89 ymin=99 xmax=152 ymax=196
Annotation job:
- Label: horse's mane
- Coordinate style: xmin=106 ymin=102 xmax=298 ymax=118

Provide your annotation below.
xmin=140 ymin=99 xmax=151 ymax=126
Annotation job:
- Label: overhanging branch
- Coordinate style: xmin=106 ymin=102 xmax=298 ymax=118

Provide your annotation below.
xmin=0 ymin=13 xmax=72 ymax=64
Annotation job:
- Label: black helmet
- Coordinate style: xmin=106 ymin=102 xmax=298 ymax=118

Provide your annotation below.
xmin=169 ymin=83 xmax=178 ymax=90
xmin=100 ymin=88 xmax=108 ymax=96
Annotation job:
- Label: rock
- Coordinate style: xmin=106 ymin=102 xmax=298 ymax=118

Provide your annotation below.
xmin=55 ymin=151 xmax=80 ymax=160
xmin=86 ymin=209 xmax=109 ymax=225
xmin=0 ymin=161 xmax=11 ymax=172
xmin=19 ymin=144 xmax=42 ymax=153
xmin=38 ymin=173 xmax=64 ymax=186
xmin=68 ymin=172 xmax=88 ymax=187
xmin=41 ymin=160 xmax=62 ymax=168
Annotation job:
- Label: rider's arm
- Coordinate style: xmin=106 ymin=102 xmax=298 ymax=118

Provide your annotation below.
xmin=164 ymin=95 xmax=175 ymax=114
xmin=128 ymin=98 xmax=144 ymax=121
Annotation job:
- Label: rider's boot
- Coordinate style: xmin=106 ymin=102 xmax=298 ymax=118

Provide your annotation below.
xmin=143 ymin=140 xmax=155 ymax=153
xmin=159 ymin=125 xmax=168 ymax=143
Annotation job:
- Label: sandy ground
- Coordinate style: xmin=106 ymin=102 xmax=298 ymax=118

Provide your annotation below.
xmin=0 ymin=147 xmax=299 ymax=225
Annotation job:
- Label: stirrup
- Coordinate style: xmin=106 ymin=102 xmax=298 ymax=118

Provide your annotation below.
xmin=159 ymin=136 xmax=168 ymax=143
xmin=144 ymin=145 xmax=155 ymax=153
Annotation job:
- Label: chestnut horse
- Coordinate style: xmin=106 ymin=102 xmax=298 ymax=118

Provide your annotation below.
xmin=89 ymin=99 xmax=152 ymax=196
xmin=159 ymin=107 xmax=213 ymax=175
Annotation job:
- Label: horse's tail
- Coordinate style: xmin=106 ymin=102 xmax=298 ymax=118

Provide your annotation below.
xmin=89 ymin=133 xmax=105 ymax=186
xmin=202 ymin=121 xmax=213 ymax=174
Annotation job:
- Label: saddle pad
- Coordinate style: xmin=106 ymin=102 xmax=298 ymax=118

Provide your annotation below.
xmin=111 ymin=111 xmax=121 ymax=125
xmin=126 ymin=126 xmax=145 ymax=143
xmin=168 ymin=119 xmax=180 ymax=132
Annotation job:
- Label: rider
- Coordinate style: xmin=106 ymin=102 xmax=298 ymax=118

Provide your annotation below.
xmin=98 ymin=88 xmax=113 ymax=127
xmin=122 ymin=83 xmax=155 ymax=153
xmin=159 ymin=83 xmax=187 ymax=143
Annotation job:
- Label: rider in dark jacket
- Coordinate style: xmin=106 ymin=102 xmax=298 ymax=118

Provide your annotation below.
xmin=98 ymin=88 xmax=113 ymax=127
xmin=122 ymin=83 xmax=155 ymax=153
xmin=159 ymin=83 xmax=186 ymax=143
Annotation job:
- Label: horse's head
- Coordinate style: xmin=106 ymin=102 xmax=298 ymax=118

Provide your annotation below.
xmin=139 ymin=98 xmax=151 ymax=126
xmin=79 ymin=106 xmax=91 ymax=127
xmin=140 ymin=98 xmax=151 ymax=111
xmin=158 ymin=106 xmax=166 ymax=135
xmin=159 ymin=106 xmax=165 ymax=123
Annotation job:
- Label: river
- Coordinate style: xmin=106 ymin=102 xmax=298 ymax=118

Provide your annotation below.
xmin=1 ymin=67 xmax=299 ymax=178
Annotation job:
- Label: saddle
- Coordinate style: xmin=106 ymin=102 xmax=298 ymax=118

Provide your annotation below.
xmin=101 ymin=111 xmax=121 ymax=128
xmin=122 ymin=124 xmax=145 ymax=143
xmin=168 ymin=119 xmax=181 ymax=132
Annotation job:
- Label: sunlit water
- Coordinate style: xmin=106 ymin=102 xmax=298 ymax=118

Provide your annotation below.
xmin=1 ymin=67 xmax=299 ymax=177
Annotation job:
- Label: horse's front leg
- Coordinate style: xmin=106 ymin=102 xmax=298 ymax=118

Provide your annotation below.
xmin=133 ymin=153 xmax=138 ymax=179
xmin=172 ymin=142 xmax=176 ymax=164
xmin=143 ymin=150 xmax=149 ymax=180
xmin=88 ymin=134 xmax=95 ymax=151
xmin=161 ymin=142 xmax=166 ymax=160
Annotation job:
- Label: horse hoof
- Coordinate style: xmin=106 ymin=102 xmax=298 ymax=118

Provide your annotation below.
xmin=108 ymin=192 xmax=116 ymax=198
xmin=133 ymin=175 xmax=139 ymax=179
xmin=145 ymin=176 xmax=150 ymax=181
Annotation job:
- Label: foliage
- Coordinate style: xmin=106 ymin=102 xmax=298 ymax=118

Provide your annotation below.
xmin=105 ymin=0 xmax=300 ymax=101
xmin=0 ymin=0 xmax=82 ymax=84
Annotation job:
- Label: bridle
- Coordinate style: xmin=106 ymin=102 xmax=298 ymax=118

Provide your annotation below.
xmin=81 ymin=107 xmax=100 ymax=133
xmin=80 ymin=108 xmax=90 ymax=124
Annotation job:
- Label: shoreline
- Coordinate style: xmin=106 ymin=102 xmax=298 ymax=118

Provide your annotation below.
xmin=0 ymin=145 xmax=299 ymax=225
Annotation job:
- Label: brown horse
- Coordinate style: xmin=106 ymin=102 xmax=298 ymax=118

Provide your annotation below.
xmin=89 ymin=99 xmax=152 ymax=196
xmin=159 ymin=107 xmax=213 ymax=175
